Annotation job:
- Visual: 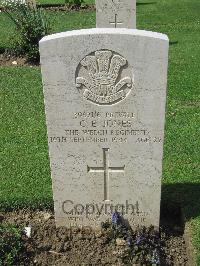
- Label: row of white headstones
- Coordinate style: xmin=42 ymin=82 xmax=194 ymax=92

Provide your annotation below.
xmin=39 ymin=0 xmax=169 ymax=230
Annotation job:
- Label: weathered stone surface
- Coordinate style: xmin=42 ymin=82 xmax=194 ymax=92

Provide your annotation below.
xmin=96 ymin=0 xmax=136 ymax=29
xmin=40 ymin=28 xmax=169 ymax=229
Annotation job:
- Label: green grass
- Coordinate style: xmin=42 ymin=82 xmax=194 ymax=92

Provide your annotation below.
xmin=0 ymin=0 xmax=200 ymax=263
xmin=48 ymin=10 xmax=95 ymax=32
xmin=1 ymin=67 xmax=52 ymax=208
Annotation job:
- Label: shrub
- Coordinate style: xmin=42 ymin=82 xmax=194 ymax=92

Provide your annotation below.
xmin=3 ymin=0 xmax=51 ymax=62
xmin=0 ymin=223 xmax=22 ymax=265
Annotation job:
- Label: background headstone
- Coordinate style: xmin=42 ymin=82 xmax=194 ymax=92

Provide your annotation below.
xmin=40 ymin=28 xmax=169 ymax=229
xmin=96 ymin=0 xmax=136 ymax=28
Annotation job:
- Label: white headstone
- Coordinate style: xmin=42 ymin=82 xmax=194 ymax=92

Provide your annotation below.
xmin=96 ymin=0 xmax=136 ymax=29
xmin=40 ymin=28 xmax=169 ymax=230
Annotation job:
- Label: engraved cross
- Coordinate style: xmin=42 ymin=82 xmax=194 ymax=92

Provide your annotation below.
xmin=87 ymin=148 xmax=125 ymax=201
xmin=110 ymin=14 xmax=123 ymax=28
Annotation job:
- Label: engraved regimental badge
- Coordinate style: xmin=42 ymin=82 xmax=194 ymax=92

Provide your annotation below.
xmin=75 ymin=50 xmax=133 ymax=105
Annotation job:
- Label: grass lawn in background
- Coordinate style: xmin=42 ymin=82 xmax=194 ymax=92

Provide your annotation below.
xmin=0 ymin=0 xmax=200 ymax=263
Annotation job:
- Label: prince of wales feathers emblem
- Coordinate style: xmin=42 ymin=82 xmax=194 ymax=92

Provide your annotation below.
xmin=76 ymin=50 xmax=133 ymax=105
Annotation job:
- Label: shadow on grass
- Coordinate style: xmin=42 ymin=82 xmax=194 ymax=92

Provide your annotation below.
xmin=161 ymin=183 xmax=200 ymax=221
xmin=37 ymin=3 xmax=65 ymax=8
xmin=36 ymin=3 xmax=95 ymax=12
xmin=137 ymin=2 xmax=157 ymax=6
xmin=38 ymin=2 xmax=157 ymax=8
xmin=170 ymin=41 xmax=178 ymax=45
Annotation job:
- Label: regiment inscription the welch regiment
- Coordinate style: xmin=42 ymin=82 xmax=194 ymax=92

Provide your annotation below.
xmin=40 ymin=28 xmax=169 ymax=229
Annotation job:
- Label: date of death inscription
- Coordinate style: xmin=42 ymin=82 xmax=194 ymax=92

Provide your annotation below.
xmin=49 ymin=111 xmax=162 ymax=144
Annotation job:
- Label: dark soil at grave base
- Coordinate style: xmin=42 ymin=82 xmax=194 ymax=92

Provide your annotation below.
xmin=37 ymin=4 xmax=95 ymax=12
xmin=0 ymin=209 xmax=190 ymax=266
xmin=0 ymin=4 xmax=95 ymax=12
xmin=0 ymin=53 xmax=38 ymax=67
